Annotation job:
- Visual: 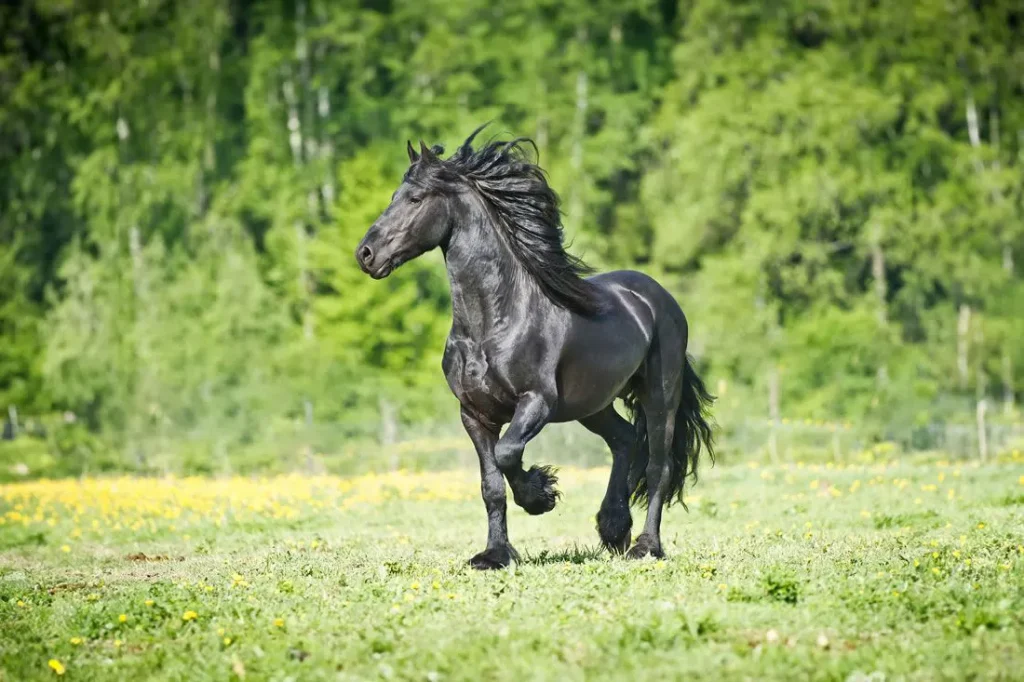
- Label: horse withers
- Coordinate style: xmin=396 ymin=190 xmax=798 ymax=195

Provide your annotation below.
xmin=356 ymin=126 xmax=714 ymax=569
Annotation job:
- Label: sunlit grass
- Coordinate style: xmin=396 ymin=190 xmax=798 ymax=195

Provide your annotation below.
xmin=1 ymin=459 xmax=1022 ymax=680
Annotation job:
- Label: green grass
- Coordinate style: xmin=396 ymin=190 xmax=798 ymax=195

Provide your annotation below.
xmin=1 ymin=460 xmax=1023 ymax=681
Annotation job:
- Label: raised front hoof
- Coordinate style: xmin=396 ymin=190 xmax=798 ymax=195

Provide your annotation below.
xmin=596 ymin=508 xmax=632 ymax=554
xmin=625 ymin=534 xmax=664 ymax=560
xmin=469 ymin=545 xmax=518 ymax=570
xmin=512 ymin=465 xmax=561 ymax=516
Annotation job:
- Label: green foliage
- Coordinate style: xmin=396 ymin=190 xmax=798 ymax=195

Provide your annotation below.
xmin=0 ymin=0 xmax=1021 ymax=468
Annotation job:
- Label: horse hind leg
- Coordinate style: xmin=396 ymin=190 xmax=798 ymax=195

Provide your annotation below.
xmin=580 ymin=405 xmax=635 ymax=553
xmin=627 ymin=336 xmax=684 ymax=560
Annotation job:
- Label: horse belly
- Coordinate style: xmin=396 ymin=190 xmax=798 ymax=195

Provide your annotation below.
xmin=552 ymin=318 xmax=649 ymax=422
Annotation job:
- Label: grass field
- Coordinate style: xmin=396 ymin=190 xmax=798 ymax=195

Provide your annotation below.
xmin=2 ymin=455 xmax=1023 ymax=681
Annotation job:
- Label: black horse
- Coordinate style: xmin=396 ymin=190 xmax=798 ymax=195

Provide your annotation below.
xmin=356 ymin=126 xmax=714 ymax=569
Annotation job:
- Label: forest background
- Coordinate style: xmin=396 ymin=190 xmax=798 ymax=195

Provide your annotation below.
xmin=1 ymin=0 xmax=1022 ymax=477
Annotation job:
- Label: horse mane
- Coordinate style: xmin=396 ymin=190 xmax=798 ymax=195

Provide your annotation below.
xmin=409 ymin=125 xmax=604 ymax=317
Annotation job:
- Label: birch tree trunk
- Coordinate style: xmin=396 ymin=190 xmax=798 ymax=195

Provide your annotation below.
xmin=966 ymin=96 xmax=1015 ymax=415
xmin=768 ymin=364 xmax=781 ymax=464
xmin=870 ymin=221 xmax=888 ymax=386
xmin=957 ymin=303 xmax=971 ymax=392
xmin=567 ymin=26 xmax=588 ymax=236
xmin=286 ymin=0 xmax=317 ymax=470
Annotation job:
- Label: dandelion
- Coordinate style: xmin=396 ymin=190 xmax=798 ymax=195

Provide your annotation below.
xmin=60 ymin=545 xmax=70 ymax=553
xmin=182 ymin=610 xmax=198 ymax=622
xmin=432 ymin=581 xmax=441 ymax=590
xmin=273 ymin=618 xmax=285 ymax=628
xmin=145 ymin=599 xmax=154 ymax=607
xmin=48 ymin=659 xmax=66 ymax=675
xmin=118 ymin=614 xmax=128 ymax=623
xmin=69 ymin=637 xmax=83 ymax=645
xmin=224 ymin=637 xmax=233 ymax=646
xmin=977 ymin=522 xmax=986 ymax=530
xmin=410 ymin=581 xmax=420 ymax=590
xmin=114 ymin=639 xmax=123 ymax=648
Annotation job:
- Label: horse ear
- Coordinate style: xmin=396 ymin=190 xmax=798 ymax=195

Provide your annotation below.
xmin=407 ymin=140 xmax=420 ymax=163
xmin=419 ymin=140 xmax=437 ymax=163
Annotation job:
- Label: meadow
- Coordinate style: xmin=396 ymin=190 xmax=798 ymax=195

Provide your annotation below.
xmin=1 ymin=453 xmax=1023 ymax=681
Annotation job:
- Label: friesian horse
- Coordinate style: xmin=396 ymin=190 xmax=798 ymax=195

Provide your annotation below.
xmin=356 ymin=126 xmax=714 ymax=569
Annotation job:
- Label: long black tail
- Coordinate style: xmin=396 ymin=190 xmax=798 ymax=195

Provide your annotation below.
xmin=625 ymin=355 xmax=716 ymax=509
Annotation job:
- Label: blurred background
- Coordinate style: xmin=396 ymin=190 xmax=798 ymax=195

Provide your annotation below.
xmin=1 ymin=0 xmax=1022 ymax=480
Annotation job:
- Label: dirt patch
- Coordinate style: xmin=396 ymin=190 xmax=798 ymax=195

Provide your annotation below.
xmin=125 ymin=552 xmax=185 ymax=562
xmin=47 ymin=582 xmax=90 ymax=595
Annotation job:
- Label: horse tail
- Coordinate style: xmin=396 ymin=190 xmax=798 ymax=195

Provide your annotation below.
xmin=626 ymin=355 xmax=715 ymax=509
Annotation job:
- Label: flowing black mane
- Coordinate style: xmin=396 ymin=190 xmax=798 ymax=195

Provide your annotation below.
xmin=409 ymin=126 xmax=604 ymax=317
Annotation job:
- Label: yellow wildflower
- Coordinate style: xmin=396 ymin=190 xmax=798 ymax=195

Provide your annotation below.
xmin=182 ymin=610 xmax=198 ymax=621
xmin=273 ymin=618 xmax=285 ymax=628
xmin=48 ymin=659 xmax=66 ymax=675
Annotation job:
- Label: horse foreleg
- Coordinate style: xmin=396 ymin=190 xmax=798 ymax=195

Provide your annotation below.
xmin=494 ymin=391 xmax=560 ymax=516
xmin=461 ymin=407 xmax=518 ymax=570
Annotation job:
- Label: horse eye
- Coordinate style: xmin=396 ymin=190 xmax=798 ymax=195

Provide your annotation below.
xmin=409 ymin=196 xmax=422 ymax=204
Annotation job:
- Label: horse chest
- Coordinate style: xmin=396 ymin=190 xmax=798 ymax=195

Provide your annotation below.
xmin=442 ymin=338 xmax=515 ymax=420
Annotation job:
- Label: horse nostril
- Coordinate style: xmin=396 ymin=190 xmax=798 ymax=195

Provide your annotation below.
xmin=357 ymin=245 xmax=373 ymax=265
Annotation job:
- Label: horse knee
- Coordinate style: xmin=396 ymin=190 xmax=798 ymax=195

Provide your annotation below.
xmin=494 ymin=440 xmax=523 ymax=471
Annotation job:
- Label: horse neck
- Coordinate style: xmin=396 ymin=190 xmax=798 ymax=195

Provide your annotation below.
xmin=442 ymin=196 xmax=550 ymax=340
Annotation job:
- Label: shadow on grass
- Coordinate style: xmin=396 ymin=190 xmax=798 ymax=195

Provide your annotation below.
xmin=521 ymin=543 xmax=606 ymax=566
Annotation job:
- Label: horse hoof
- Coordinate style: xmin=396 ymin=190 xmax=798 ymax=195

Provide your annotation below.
xmin=625 ymin=534 xmax=664 ymax=560
xmin=513 ymin=465 xmax=560 ymax=515
xmin=596 ymin=507 xmax=632 ymax=554
xmin=469 ymin=545 xmax=517 ymax=570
